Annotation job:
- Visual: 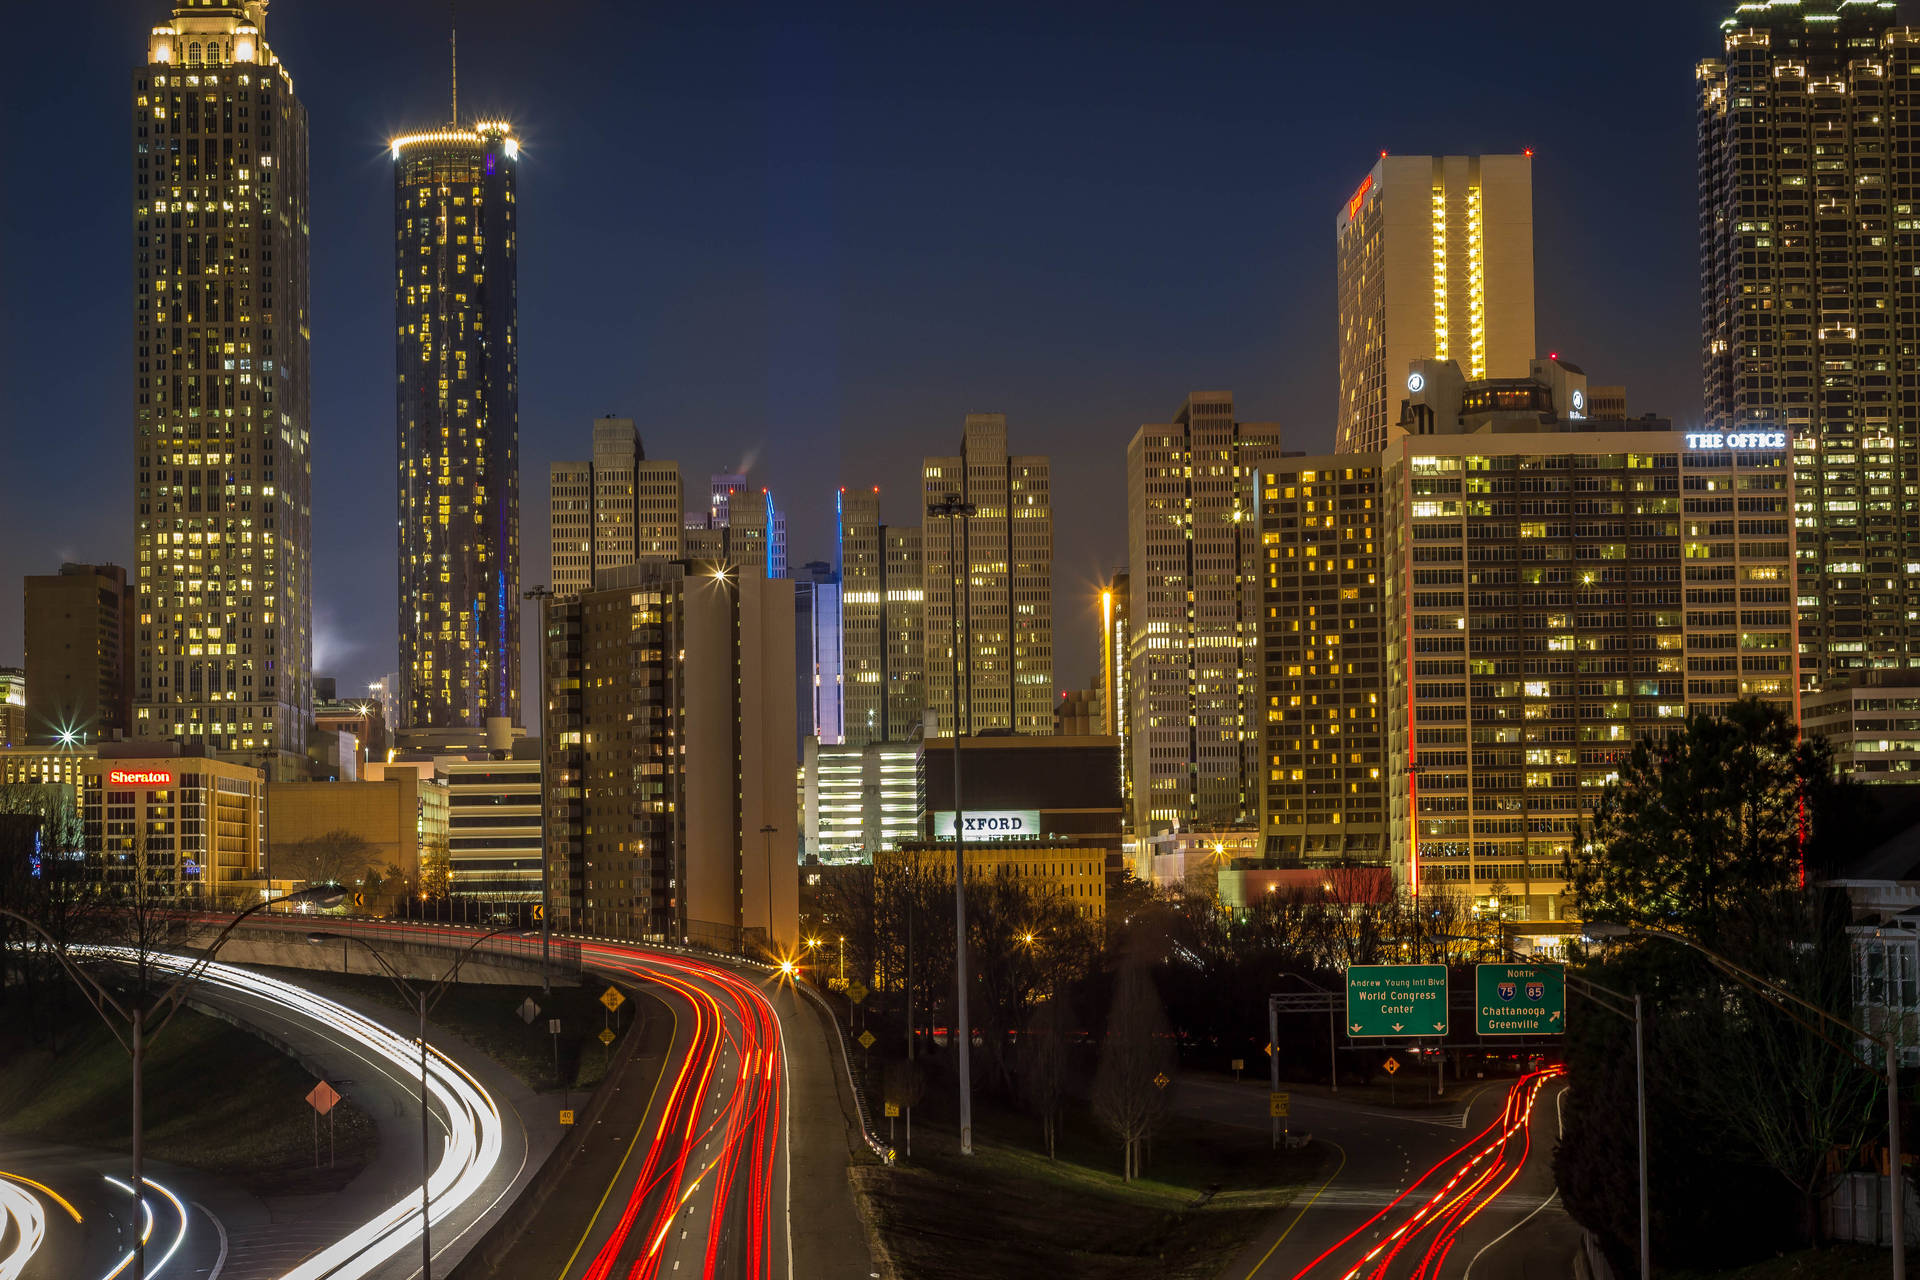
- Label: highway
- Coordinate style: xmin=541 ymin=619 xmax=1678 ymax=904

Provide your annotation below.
xmin=264 ymin=921 xmax=812 ymax=1280
xmin=1278 ymin=1067 xmax=1566 ymax=1280
xmin=553 ymin=944 xmax=789 ymax=1280
xmin=54 ymin=946 xmax=513 ymax=1280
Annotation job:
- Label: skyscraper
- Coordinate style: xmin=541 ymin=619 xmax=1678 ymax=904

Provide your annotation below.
xmin=25 ymin=564 xmax=135 ymax=745
xmin=1336 ymin=154 xmax=1536 ymax=454
xmin=794 ymin=560 xmax=844 ymax=751
xmin=1124 ymin=392 xmax=1281 ymax=834
xmin=838 ymin=487 xmax=924 ymax=747
xmin=393 ymin=116 xmax=521 ymax=730
xmin=1697 ymin=1 xmax=1916 ymax=688
xmin=545 ymin=561 xmax=798 ymax=947
xmin=923 ymin=414 xmax=1054 ymax=736
xmin=549 ymin=416 xmax=683 ymax=594
xmin=133 ymin=3 xmax=312 ymax=770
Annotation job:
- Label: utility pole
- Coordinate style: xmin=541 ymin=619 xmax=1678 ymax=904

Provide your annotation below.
xmin=523 ymin=585 xmax=554 ymax=992
xmin=928 ymin=492 xmax=977 ymax=1156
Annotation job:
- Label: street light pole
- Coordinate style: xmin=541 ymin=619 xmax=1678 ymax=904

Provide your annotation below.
xmin=1590 ymin=922 xmax=1905 ymax=1280
xmin=0 ymin=886 xmax=343 ymax=1280
xmin=522 ymin=584 xmax=554 ymax=993
xmin=308 ymin=924 xmax=528 ymax=1280
xmin=928 ymin=492 xmax=977 ymax=1157
xmin=760 ymin=824 xmax=778 ymax=952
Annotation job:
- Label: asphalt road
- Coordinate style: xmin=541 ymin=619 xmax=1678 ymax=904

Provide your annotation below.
xmin=0 ymin=1142 xmax=231 ymax=1280
xmin=1197 ymin=1072 xmax=1577 ymax=1280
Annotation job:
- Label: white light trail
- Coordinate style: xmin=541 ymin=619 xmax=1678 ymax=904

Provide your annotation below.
xmin=0 ymin=1175 xmax=47 ymax=1280
xmin=79 ymin=948 xmax=504 ymax=1280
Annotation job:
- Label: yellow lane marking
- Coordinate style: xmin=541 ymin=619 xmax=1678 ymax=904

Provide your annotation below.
xmin=1243 ymin=1139 xmax=1349 ymax=1279
xmin=555 ymin=978 xmax=679 ymax=1280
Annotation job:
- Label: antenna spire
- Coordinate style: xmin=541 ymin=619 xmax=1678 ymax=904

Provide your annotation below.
xmin=450 ymin=1 xmax=459 ymax=126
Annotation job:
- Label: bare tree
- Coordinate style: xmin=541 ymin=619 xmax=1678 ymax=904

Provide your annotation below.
xmin=275 ymin=829 xmax=378 ymax=887
xmin=1020 ymin=985 xmax=1078 ymax=1160
xmin=1091 ymin=959 xmax=1174 ymax=1182
xmin=418 ymin=834 xmax=452 ymax=899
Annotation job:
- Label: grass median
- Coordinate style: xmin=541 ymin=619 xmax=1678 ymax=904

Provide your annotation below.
xmin=856 ymin=1092 xmax=1327 ymax=1280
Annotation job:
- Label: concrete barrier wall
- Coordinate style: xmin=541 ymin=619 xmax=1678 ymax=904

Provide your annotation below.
xmin=186 ymin=930 xmax=560 ymax=988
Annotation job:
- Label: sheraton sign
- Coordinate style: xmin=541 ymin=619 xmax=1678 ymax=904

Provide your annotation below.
xmin=107 ymin=769 xmax=175 ymax=787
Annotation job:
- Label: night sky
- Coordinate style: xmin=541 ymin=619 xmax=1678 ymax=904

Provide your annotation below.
xmin=0 ymin=1 xmax=1735 ymax=717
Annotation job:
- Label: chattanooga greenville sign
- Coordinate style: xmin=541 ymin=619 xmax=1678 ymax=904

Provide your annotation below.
xmin=1683 ymin=429 xmax=1787 ymax=450
xmin=932 ymin=810 xmax=1042 ymax=840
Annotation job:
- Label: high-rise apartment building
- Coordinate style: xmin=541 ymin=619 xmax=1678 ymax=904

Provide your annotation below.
xmin=922 ymin=415 xmax=1053 ymax=735
xmin=1336 ymin=154 xmax=1536 ymax=454
xmin=1697 ymin=1 xmax=1917 ymax=688
xmin=549 ymin=417 xmax=683 ymax=594
xmin=1288 ymin=356 xmax=1797 ymax=939
xmin=838 ymin=487 xmax=924 ymax=746
xmin=544 ymin=562 xmax=798 ymax=948
xmin=682 ymin=476 xmax=785 ymax=578
xmin=1255 ymin=457 xmax=1387 ymax=864
xmin=133 ymin=4 xmax=312 ymax=768
xmin=393 ymin=117 xmax=521 ymax=730
xmin=1124 ymin=392 xmax=1280 ymax=834
xmin=25 ymin=564 xmax=135 ymax=745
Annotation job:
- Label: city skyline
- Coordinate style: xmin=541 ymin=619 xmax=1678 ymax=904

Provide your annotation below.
xmin=5 ymin=1 xmax=1722 ymax=711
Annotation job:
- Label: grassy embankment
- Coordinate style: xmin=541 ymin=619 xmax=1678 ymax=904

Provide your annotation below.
xmin=0 ymin=1008 xmax=376 ymax=1195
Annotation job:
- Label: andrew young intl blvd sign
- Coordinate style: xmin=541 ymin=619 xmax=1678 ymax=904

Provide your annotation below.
xmin=1345 ymin=964 xmax=1448 ymax=1037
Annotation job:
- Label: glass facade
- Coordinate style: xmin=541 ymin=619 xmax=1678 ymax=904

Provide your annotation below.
xmin=393 ymin=123 xmax=520 ymax=730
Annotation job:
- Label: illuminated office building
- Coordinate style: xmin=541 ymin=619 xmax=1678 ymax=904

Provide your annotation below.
xmin=682 ymin=476 xmax=785 ymax=579
xmin=1255 ymin=457 xmax=1387 ymax=865
xmin=132 ymin=3 xmax=313 ymax=770
xmin=392 ymin=116 xmax=521 ymax=730
xmin=795 ymin=561 xmax=845 ymax=750
xmin=838 ymin=487 xmax=924 ymax=746
xmin=549 ymin=416 xmax=684 ymax=594
xmin=1124 ymin=392 xmax=1280 ymax=834
xmin=1336 ymin=154 xmax=1535 ymax=454
xmin=1262 ymin=358 xmax=1797 ymax=939
xmin=1697 ymin=1 xmax=1918 ymax=687
xmin=922 ymin=415 xmax=1053 ymax=736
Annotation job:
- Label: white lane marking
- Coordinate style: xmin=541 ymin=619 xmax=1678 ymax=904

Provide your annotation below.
xmin=1462 ymin=1083 xmax=1568 ymax=1280
xmin=193 ymin=1200 xmax=229 ymax=1280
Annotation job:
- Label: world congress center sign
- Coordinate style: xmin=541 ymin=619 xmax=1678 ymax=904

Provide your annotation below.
xmin=932 ymin=810 xmax=1043 ymax=841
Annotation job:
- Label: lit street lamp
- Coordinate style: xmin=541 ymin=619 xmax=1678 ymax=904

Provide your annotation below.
xmin=306 ymin=925 xmax=531 ymax=1280
xmin=0 ymin=884 xmax=343 ymax=1280
xmin=927 ymin=491 xmax=977 ymax=1157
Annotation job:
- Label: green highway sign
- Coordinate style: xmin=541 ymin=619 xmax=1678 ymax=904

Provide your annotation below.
xmin=1475 ymin=964 xmax=1566 ymax=1036
xmin=1345 ymin=964 xmax=1448 ymax=1037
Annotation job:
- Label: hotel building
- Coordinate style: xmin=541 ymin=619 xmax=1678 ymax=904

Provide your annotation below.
xmin=1697 ymin=0 xmax=1919 ymax=687
xmin=1262 ymin=357 xmax=1796 ymax=936
xmin=1336 ymin=154 xmax=1535 ymax=455
xmin=393 ymin=116 xmax=521 ymax=730
xmin=133 ymin=3 xmax=312 ymax=769
xmin=922 ymin=415 xmax=1054 ymax=736
xmin=1125 ymin=392 xmax=1281 ymax=834
xmin=82 ymin=751 xmax=264 ymax=903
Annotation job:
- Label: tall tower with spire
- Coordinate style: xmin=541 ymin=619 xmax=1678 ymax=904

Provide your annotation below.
xmin=390 ymin=56 xmax=521 ymax=731
xmin=132 ymin=2 xmax=313 ymax=771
